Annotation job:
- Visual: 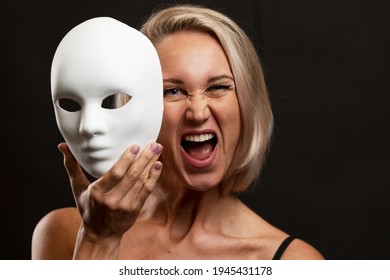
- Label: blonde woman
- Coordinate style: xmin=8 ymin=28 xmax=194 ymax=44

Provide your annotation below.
xmin=32 ymin=4 xmax=323 ymax=260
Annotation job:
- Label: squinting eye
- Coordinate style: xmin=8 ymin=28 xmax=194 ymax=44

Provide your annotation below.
xmin=163 ymin=88 xmax=181 ymax=96
xmin=207 ymin=84 xmax=234 ymax=91
xmin=56 ymin=98 xmax=81 ymax=112
xmin=101 ymin=93 xmax=132 ymax=109
xmin=163 ymin=87 xmax=187 ymax=102
xmin=205 ymin=84 xmax=236 ymax=98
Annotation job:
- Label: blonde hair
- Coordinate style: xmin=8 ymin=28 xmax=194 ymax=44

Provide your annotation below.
xmin=140 ymin=4 xmax=273 ymax=193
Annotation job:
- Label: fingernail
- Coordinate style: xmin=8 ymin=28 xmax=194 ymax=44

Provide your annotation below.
xmin=150 ymin=142 xmax=163 ymax=154
xmin=155 ymin=162 xmax=163 ymax=170
xmin=130 ymin=145 xmax=140 ymax=154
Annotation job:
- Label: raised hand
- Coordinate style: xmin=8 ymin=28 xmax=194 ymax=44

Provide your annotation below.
xmin=58 ymin=141 xmax=163 ymax=259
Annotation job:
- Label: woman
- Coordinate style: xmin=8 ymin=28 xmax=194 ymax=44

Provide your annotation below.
xmin=32 ymin=4 xmax=323 ymax=260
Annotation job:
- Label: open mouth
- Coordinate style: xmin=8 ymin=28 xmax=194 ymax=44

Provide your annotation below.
xmin=181 ymin=133 xmax=218 ymax=161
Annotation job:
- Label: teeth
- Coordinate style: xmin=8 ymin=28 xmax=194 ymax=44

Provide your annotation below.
xmin=184 ymin=133 xmax=215 ymax=142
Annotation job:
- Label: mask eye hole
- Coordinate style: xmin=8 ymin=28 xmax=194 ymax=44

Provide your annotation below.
xmin=101 ymin=93 xmax=132 ymax=109
xmin=55 ymin=98 xmax=81 ymax=112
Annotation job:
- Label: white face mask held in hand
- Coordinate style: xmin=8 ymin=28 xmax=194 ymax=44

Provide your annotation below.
xmin=51 ymin=17 xmax=163 ymax=178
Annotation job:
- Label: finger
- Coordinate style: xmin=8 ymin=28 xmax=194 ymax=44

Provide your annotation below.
xmin=91 ymin=142 xmax=162 ymax=206
xmin=123 ymin=142 xmax=163 ymax=186
xmin=58 ymin=142 xmax=90 ymax=200
xmin=120 ymin=161 xmax=162 ymax=211
xmin=97 ymin=144 xmax=140 ymax=193
xmin=102 ymin=142 xmax=162 ymax=202
xmin=135 ymin=161 xmax=162 ymax=207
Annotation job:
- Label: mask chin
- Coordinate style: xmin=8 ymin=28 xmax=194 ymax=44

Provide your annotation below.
xmin=85 ymin=165 xmax=108 ymax=179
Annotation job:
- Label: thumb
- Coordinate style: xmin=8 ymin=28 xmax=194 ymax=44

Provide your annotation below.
xmin=58 ymin=142 xmax=90 ymax=202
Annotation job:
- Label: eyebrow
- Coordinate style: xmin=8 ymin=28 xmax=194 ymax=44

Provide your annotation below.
xmin=208 ymin=74 xmax=234 ymax=83
xmin=163 ymin=77 xmax=184 ymax=85
xmin=163 ymin=74 xmax=234 ymax=85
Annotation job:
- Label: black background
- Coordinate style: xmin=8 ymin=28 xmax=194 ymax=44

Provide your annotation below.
xmin=1 ymin=0 xmax=389 ymax=259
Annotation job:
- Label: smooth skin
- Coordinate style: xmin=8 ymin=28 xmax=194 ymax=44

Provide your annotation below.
xmin=32 ymin=31 xmax=324 ymax=260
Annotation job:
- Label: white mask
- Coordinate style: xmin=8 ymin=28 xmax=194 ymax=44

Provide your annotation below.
xmin=51 ymin=17 xmax=163 ymax=178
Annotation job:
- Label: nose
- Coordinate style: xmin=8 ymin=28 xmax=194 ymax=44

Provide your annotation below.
xmin=79 ymin=105 xmax=107 ymax=137
xmin=185 ymin=95 xmax=210 ymax=124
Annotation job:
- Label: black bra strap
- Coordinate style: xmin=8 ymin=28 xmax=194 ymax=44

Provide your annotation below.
xmin=272 ymin=236 xmax=295 ymax=260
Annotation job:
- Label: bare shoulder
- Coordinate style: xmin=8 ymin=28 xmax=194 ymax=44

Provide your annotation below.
xmin=246 ymin=214 xmax=324 ymax=260
xmin=32 ymin=207 xmax=81 ymax=259
xmin=228 ymin=198 xmax=324 ymax=259
xmin=280 ymin=238 xmax=324 ymax=260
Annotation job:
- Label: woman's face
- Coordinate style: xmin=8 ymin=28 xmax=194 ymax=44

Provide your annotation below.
xmin=156 ymin=31 xmax=241 ymax=191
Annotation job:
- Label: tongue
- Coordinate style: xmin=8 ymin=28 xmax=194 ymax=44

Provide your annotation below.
xmin=185 ymin=142 xmax=214 ymax=160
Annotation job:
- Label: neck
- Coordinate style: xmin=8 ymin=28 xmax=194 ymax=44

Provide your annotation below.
xmin=143 ymin=178 xmax=225 ymax=241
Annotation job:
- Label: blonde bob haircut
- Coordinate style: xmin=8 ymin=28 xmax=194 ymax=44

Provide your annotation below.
xmin=140 ymin=4 xmax=273 ymax=194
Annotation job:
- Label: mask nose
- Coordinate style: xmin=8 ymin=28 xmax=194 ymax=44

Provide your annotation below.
xmin=79 ymin=105 xmax=107 ymax=137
